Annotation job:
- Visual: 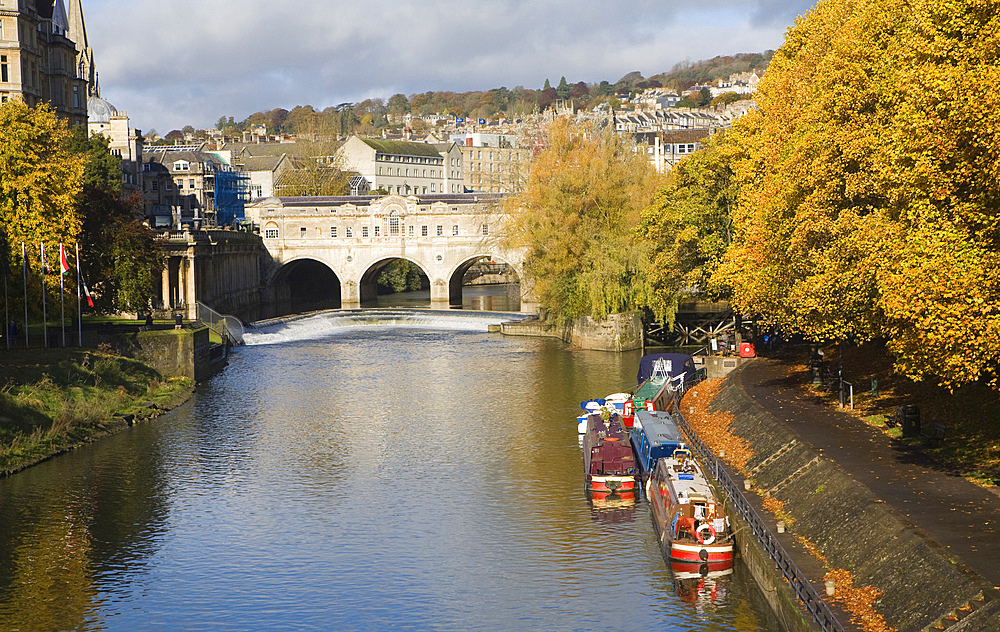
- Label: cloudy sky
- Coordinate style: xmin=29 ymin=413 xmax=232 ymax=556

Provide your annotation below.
xmin=84 ymin=0 xmax=814 ymax=134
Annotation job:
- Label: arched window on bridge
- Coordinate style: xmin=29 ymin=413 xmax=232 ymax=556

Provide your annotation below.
xmin=389 ymin=211 xmax=400 ymax=236
xmin=264 ymin=222 xmax=278 ymax=239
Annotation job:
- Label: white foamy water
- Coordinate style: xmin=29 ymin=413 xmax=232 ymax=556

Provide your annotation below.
xmin=242 ymin=309 xmax=528 ymax=346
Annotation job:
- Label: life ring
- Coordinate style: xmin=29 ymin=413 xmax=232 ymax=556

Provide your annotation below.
xmin=695 ymin=523 xmax=716 ymax=545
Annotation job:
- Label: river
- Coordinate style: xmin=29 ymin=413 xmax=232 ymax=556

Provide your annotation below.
xmin=0 ymin=307 xmax=771 ymax=631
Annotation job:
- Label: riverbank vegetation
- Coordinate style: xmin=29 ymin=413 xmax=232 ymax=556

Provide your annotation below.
xmin=0 ymin=348 xmax=192 ymax=476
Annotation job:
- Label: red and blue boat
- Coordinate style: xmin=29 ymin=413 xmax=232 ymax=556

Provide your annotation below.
xmin=583 ymin=410 xmax=639 ymax=501
xmin=647 ymin=444 xmax=734 ymax=568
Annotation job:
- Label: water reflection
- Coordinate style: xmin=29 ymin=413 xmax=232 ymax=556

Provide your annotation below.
xmin=0 ymin=327 xmax=768 ymax=631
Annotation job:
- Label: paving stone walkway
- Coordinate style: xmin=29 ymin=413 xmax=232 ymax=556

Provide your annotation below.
xmin=736 ymin=356 xmax=1000 ymax=592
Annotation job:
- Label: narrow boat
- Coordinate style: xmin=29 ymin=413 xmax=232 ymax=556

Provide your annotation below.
xmin=631 ymin=353 xmax=697 ymax=416
xmin=647 ymin=445 xmax=734 ymax=568
xmin=629 ymin=409 xmax=685 ymax=482
xmin=583 ymin=411 xmax=639 ymax=501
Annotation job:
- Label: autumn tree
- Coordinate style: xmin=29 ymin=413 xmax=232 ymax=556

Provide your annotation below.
xmin=501 ymin=118 xmax=664 ymax=323
xmin=716 ymin=0 xmax=1000 ymax=388
xmin=0 ymin=102 xmax=85 ymax=318
xmin=273 ymin=139 xmax=350 ymax=197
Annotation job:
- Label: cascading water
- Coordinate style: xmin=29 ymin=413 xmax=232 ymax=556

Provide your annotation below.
xmin=242 ymin=309 xmax=530 ymax=346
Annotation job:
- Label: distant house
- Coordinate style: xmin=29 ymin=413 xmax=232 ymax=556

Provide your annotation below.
xmin=143 ymin=149 xmax=248 ymax=227
xmin=337 ymin=136 xmax=464 ymax=195
xmin=634 ymin=128 xmax=713 ymax=173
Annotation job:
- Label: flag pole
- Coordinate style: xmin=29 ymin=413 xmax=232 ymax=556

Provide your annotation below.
xmin=40 ymin=243 xmax=48 ymax=348
xmin=76 ymin=243 xmax=82 ymax=347
xmin=22 ymin=242 xmax=28 ymax=349
xmin=60 ymin=244 xmax=65 ymax=347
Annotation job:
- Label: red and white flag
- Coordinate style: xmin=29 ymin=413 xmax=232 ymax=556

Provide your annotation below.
xmin=81 ymin=275 xmax=95 ymax=308
xmin=60 ymin=244 xmax=70 ymax=275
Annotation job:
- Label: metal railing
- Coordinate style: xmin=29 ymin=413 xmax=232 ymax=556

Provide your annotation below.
xmin=196 ymin=301 xmax=244 ymax=346
xmin=671 ymin=404 xmax=845 ymax=632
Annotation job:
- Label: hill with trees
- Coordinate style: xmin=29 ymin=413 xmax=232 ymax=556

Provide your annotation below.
xmin=162 ymin=52 xmax=772 ymax=140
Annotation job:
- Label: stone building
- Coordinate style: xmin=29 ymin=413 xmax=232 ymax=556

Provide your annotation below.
xmin=449 ymin=132 xmax=530 ymax=193
xmin=0 ymin=0 xmax=88 ymax=124
xmin=337 ymin=136 xmax=465 ymax=196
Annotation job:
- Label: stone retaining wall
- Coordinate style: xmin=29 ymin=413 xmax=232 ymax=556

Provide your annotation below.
xmin=713 ymin=374 xmax=996 ymax=632
xmin=500 ymin=313 xmax=643 ymax=351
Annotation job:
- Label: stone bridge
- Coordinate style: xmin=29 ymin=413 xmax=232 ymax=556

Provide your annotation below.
xmin=245 ymin=193 xmax=535 ymax=312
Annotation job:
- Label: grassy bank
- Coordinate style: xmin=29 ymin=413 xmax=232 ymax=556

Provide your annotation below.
xmin=774 ymin=343 xmax=1000 ymax=487
xmin=0 ymin=347 xmax=193 ymax=475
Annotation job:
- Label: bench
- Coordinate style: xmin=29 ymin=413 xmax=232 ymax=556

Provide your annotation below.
xmin=924 ymin=422 xmax=947 ymax=446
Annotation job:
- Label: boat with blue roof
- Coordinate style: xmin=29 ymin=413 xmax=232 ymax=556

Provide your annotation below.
xmin=629 ymin=409 xmax=685 ymax=482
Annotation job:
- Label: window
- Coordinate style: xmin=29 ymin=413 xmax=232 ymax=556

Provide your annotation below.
xmin=1 ymin=56 xmax=7 ymax=83
xmin=374 ymin=225 xmax=380 ymax=237
xmin=482 ymin=223 xmax=489 ymax=236
xmin=346 ymin=227 xmax=353 ymax=237
xmin=264 ymin=227 xmax=278 ymax=239
xmin=165 ymin=180 xmax=172 ymax=190
xmin=173 ymin=161 xmax=190 ymax=171
xmin=330 ymin=226 xmax=337 ymax=237
xmin=72 ymin=86 xmax=80 ymax=108
xmin=389 ymin=213 xmax=400 ymax=236
xmin=408 ymin=225 xmax=414 ymax=236
xmin=143 ymin=163 xmax=151 ymax=172
xmin=188 ymin=178 xmax=195 ymax=189
xmin=436 ymin=225 xmax=443 ymax=236
xmin=300 ymin=227 xmax=307 ymax=237
xmin=421 ymin=225 xmax=428 ymax=236
xmin=151 ymin=180 xmax=158 ymax=191
xmin=362 ymin=226 xmax=369 ymax=237
xmin=452 ymin=225 xmax=459 ymax=236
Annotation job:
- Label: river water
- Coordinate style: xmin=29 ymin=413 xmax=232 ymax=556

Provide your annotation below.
xmin=0 ymin=308 xmax=770 ymax=631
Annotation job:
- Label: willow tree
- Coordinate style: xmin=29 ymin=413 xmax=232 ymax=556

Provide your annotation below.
xmin=501 ymin=118 xmax=664 ymax=323
xmin=716 ymin=0 xmax=1000 ymax=388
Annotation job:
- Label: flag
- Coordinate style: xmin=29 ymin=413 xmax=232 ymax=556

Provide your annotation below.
xmin=81 ymin=274 xmax=95 ymax=308
xmin=21 ymin=242 xmax=30 ymax=276
xmin=40 ymin=243 xmax=50 ymax=274
xmin=60 ymin=244 xmax=70 ymax=275
xmin=478 ymin=118 xmax=486 ymax=125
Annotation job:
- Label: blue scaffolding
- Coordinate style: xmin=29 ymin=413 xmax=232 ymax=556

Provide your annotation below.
xmin=214 ymin=167 xmax=250 ymax=227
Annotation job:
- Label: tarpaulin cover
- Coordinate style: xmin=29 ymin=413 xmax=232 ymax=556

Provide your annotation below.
xmin=636 ymin=353 xmax=696 ymax=385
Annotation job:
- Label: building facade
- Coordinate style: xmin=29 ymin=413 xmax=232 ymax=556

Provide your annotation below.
xmin=0 ymin=0 xmax=88 ymax=123
xmin=337 ymin=136 xmax=465 ymax=196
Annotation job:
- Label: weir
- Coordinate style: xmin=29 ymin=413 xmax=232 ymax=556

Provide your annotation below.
xmin=243 ymin=308 xmax=530 ymax=346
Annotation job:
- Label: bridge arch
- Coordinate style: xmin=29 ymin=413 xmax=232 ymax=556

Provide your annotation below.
xmin=358 ymin=257 xmax=431 ymax=306
xmin=447 ymin=255 xmax=522 ymax=309
xmin=271 ymin=256 xmax=342 ymax=315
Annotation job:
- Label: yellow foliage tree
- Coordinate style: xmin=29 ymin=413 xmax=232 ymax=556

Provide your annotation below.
xmin=716 ymin=0 xmax=1000 ymax=388
xmin=0 ymin=101 xmax=86 ymax=256
xmin=501 ymin=118 xmax=664 ymax=323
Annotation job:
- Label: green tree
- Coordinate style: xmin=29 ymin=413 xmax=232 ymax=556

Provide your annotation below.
xmin=68 ymin=126 xmax=162 ymax=314
xmin=556 ymin=76 xmax=571 ymax=100
xmin=501 ymin=119 xmax=664 ymax=323
xmin=640 ymin=132 xmax=738 ymax=323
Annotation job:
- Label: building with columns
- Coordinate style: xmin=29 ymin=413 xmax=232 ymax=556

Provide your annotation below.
xmin=154 ymin=229 xmax=263 ymax=322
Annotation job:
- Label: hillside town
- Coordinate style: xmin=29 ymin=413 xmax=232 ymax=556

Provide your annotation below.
xmin=0 ymin=0 xmax=762 ymax=230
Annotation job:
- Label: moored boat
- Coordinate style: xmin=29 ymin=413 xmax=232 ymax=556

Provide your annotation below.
xmin=583 ymin=411 xmax=639 ymax=501
xmin=629 ymin=409 xmax=685 ymax=482
xmin=631 ymin=353 xmax=697 ymax=415
xmin=647 ymin=445 xmax=733 ymax=568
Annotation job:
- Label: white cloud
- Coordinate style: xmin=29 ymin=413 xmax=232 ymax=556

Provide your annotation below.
xmin=84 ymin=0 xmax=814 ymax=132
